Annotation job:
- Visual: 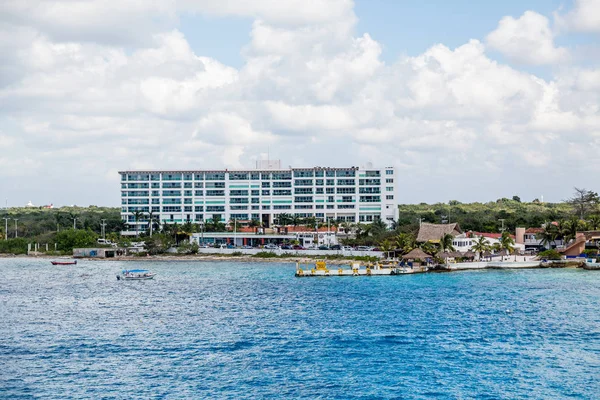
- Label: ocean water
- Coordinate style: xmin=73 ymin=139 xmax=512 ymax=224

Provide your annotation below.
xmin=1 ymin=259 xmax=600 ymax=399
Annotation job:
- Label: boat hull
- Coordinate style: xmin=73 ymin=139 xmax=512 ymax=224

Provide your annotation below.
xmin=51 ymin=261 xmax=77 ymax=265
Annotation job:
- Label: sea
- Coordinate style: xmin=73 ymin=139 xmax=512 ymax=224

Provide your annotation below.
xmin=1 ymin=258 xmax=599 ymax=399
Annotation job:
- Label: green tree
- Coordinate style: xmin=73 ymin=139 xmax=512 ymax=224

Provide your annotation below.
xmin=539 ymin=224 xmax=560 ymax=249
xmin=369 ymin=218 xmax=388 ymax=237
xmin=420 ymin=242 xmax=439 ymax=257
xmin=439 ymin=233 xmax=456 ymax=253
xmin=144 ymin=233 xmax=173 ymax=255
xmin=132 ymin=210 xmax=144 ymax=237
xmin=471 ymin=236 xmax=491 ymax=259
xmin=56 ymin=229 xmax=98 ymax=252
xmin=499 ymin=231 xmax=515 ymax=254
xmin=394 ymin=233 xmax=416 ymax=255
xmin=568 ymin=187 xmax=599 ymax=219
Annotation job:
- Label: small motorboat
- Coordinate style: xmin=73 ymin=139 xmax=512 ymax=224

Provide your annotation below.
xmin=117 ymin=269 xmax=156 ymax=280
xmin=51 ymin=260 xmax=78 ymax=265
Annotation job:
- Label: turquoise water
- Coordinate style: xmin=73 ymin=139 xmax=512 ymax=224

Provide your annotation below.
xmin=1 ymin=259 xmax=600 ymax=399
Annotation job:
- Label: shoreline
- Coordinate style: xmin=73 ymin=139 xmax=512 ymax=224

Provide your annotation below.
xmin=0 ymin=253 xmax=589 ymax=271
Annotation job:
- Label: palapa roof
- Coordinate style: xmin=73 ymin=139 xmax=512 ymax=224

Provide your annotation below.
xmin=402 ymin=248 xmax=432 ymax=260
xmin=463 ymin=251 xmax=476 ymax=258
xmin=417 ymin=223 xmax=462 ymax=242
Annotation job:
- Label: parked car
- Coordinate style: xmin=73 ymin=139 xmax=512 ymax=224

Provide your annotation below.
xmin=356 ymin=246 xmax=371 ymax=251
xmin=318 ymin=245 xmax=329 ymax=250
xmin=281 ymin=244 xmax=293 ymax=250
xmin=264 ymin=244 xmax=280 ymax=250
xmin=292 ymin=245 xmax=306 ymax=250
xmin=241 ymin=245 xmax=253 ymax=249
xmin=330 ymin=244 xmax=342 ymax=250
xmin=341 ymin=246 xmax=353 ymax=252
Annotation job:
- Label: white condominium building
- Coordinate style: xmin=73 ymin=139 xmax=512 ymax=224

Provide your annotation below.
xmin=119 ymin=163 xmax=397 ymax=235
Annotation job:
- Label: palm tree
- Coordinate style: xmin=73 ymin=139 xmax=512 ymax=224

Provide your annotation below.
xmin=471 ymin=236 xmax=490 ymax=259
xmin=379 ymin=239 xmax=394 ymax=256
xmin=420 ymin=242 xmax=439 ymax=258
xmin=587 ymin=214 xmax=600 ymax=230
xmin=132 ymin=210 xmax=144 ymax=237
xmin=369 ymin=218 xmax=388 ymax=237
xmin=394 ymin=233 xmax=416 ymax=255
xmin=249 ymin=219 xmax=261 ymax=228
xmin=340 ymin=221 xmax=353 ymax=235
xmin=303 ymin=216 xmax=317 ymax=228
xmin=499 ymin=231 xmax=515 ymax=254
xmin=439 ymin=233 xmax=456 ymax=253
xmin=276 ymin=213 xmax=292 ymax=226
xmin=146 ymin=210 xmax=156 ymax=236
xmin=561 ymin=218 xmax=581 ymax=244
xmin=291 ymin=214 xmax=302 ymax=228
xmin=539 ymin=225 xmax=559 ymax=250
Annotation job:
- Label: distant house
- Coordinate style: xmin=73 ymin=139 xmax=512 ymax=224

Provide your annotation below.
xmin=416 ymin=223 xmax=462 ymax=243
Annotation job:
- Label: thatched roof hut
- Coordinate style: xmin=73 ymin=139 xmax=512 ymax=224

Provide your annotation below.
xmin=463 ymin=251 xmax=476 ymax=258
xmin=416 ymin=223 xmax=462 ymax=242
xmin=402 ymin=248 xmax=432 ymax=260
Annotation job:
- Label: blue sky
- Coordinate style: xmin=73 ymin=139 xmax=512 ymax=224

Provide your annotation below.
xmin=179 ymin=0 xmax=568 ymax=67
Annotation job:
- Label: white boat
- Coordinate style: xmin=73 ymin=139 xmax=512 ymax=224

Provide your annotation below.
xmin=117 ymin=269 xmax=156 ymax=280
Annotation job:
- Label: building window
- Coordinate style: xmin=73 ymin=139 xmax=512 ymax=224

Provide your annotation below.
xmin=293 ymin=170 xmax=314 ymax=178
xmin=262 ymin=190 xmax=270 ymax=196
xmin=326 ymin=188 xmax=335 ymax=194
xmin=273 ymin=182 xmax=291 ymax=188
xmin=273 ymin=190 xmax=292 ymax=196
xmin=195 ymin=206 xmax=204 ymax=212
xmin=316 ymin=188 xmax=324 ymax=194
xmin=230 ymin=190 xmax=249 ymax=196
xmin=294 ymin=179 xmax=313 ymax=186
xmin=229 ymin=173 xmax=249 ymax=180
xmin=386 ymin=178 xmax=394 ymax=183
xmin=205 ymin=173 xmax=225 ymax=181
xmin=360 ymin=196 xmax=381 ymax=203
xmin=262 ymin=182 xmax=270 ymax=188
xmin=336 ymin=187 xmax=355 ymax=194
xmin=386 ymin=170 xmax=394 ymax=175
xmin=386 ymin=195 xmax=394 ymax=200
xmin=294 ymin=196 xmax=313 ymax=203
xmin=195 ymin=190 xmax=203 ymax=196
xmin=206 ymin=190 xmax=225 ymax=196
xmin=274 ymin=205 xmax=292 ymax=210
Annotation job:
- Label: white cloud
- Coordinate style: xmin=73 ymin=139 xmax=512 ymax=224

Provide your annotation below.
xmin=486 ymin=11 xmax=569 ymax=65
xmin=0 ymin=0 xmax=598 ymax=205
xmin=555 ymin=0 xmax=600 ymax=33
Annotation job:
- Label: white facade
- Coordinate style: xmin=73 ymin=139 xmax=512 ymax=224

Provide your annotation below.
xmin=119 ymin=165 xmax=397 ymax=235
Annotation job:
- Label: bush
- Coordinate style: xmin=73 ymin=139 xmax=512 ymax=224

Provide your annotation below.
xmin=55 ymin=229 xmax=98 ymax=252
xmin=231 ymin=251 xmax=244 ymax=256
xmin=538 ymin=249 xmax=562 ymax=260
xmin=0 ymin=238 xmax=28 ymax=254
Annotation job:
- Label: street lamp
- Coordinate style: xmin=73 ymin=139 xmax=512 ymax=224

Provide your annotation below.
xmin=200 ymin=221 xmax=204 ymax=246
xmin=3 ymin=217 xmax=9 ymax=240
xmin=100 ymin=219 xmax=107 ymax=240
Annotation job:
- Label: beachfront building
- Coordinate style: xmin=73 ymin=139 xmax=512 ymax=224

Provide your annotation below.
xmin=119 ymin=162 xmax=397 ymax=235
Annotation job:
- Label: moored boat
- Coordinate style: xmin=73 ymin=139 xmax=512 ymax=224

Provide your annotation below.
xmin=117 ymin=269 xmax=156 ymax=280
xmin=51 ymin=260 xmax=77 ymax=265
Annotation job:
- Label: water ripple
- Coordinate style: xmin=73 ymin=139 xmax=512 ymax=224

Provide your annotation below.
xmin=1 ymin=259 xmax=600 ymax=398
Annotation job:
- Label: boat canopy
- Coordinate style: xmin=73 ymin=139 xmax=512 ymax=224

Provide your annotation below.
xmin=122 ymin=269 xmax=150 ymax=273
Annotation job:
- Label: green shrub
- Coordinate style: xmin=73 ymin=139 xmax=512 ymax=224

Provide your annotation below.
xmin=0 ymin=238 xmax=28 ymax=254
xmin=538 ymin=249 xmax=562 ymax=260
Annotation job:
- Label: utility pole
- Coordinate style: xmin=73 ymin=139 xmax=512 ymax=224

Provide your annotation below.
xmin=200 ymin=221 xmax=204 ymax=246
xmin=234 ymin=218 xmax=237 ymax=247
xmin=498 ymin=219 xmax=506 ymax=233
xmin=73 ymin=217 xmax=77 ymax=230
xmin=14 ymin=219 xmax=18 ymax=238
xmin=100 ymin=219 xmax=107 ymax=240
xmin=3 ymin=217 xmax=9 ymax=240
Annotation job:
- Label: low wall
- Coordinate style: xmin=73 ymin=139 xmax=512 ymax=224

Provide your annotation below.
xmin=449 ymin=261 xmax=540 ymax=270
xmin=196 ymin=248 xmax=383 ymax=258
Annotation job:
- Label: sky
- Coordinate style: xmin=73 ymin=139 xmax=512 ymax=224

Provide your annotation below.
xmin=1 ymin=0 xmax=600 ymax=207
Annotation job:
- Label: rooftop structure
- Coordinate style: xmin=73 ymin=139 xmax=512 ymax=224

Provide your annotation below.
xmin=416 ymin=222 xmax=462 ymax=243
xmin=119 ymin=164 xmax=397 ymax=236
